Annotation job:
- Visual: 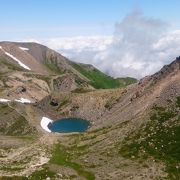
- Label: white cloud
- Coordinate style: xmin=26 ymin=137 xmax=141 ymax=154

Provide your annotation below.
xmin=41 ymin=36 xmax=113 ymax=65
xmin=44 ymin=36 xmax=113 ymax=52
xmin=96 ymin=10 xmax=169 ymax=78
xmin=23 ymin=38 xmax=41 ymax=43
xmin=28 ymin=11 xmax=180 ymax=79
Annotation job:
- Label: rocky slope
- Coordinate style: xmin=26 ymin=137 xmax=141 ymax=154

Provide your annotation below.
xmin=0 ymin=42 xmax=137 ymax=104
xmin=0 ymin=42 xmax=179 ymax=179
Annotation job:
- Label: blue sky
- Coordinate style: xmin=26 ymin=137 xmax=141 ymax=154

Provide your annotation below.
xmin=1 ymin=1 xmax=180 ymax=78
xmin=1 ymin=0 xmax=180 ymax=40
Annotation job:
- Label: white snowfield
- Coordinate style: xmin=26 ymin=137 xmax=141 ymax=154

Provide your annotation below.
xmin=15 ymin=98 xmax=31 ymax=103
xmin=0 ymin=98 xmax=11 ymax=102
xmin=0 ymin=97 xmax=32 ymax=104
xmin=40 ymin=117 xmax=53 ymax=133
xmin=5 ymin=52 xmax=31 ymax=70
xmin=0 ymin=45 xmax=31 ymax=70
xmin=19 ymin=47 xmax=29 ymax=51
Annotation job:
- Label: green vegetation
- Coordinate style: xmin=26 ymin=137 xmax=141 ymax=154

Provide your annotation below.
xmin=44 ymin=61 xmax=63 ymax=74
xmin=119 ymin=99 xmax=180 ymax=179
xmin=176 ymin=96 xmax=180 ymax=107
xmin=24 ymin=73 xmax=51 ymax=86
xmin=104 ymin=97 xmax=119 ymax=110
xmin=0 ymin=76 xmax=11 ymax=88
xmin=50 ymin=143 xmax=95 ymax=180
xmin=72 ymin=63 xmax=137 ymax=89
xmin=104 ymin=102 xmax=113 ymax=110
xmin=29 ymin=141 xmax=95 ymax=179
xmin=0 ymin=58 xmax=25 ymax=72
xmin=0 ymin=104 xmax=36 ymax=136
xmin=44 ymin=57 xmax=66 ymax=74
xmin=6 ymin=116 xmax=36 ymax=136
xmin=0 ymin=166 xmax=24 ymax=172
xmin=0 ymin=104 xmax=13 ymax=114
xmin=30 ymin=166 xmax=56 ymax=180
xmin=75 ymin=76 xmax=87 ymax=86
xmin=117 ymin=77 xmax=138 ymax=86
xmin=0 ymin=176 xmax=28 ymax=180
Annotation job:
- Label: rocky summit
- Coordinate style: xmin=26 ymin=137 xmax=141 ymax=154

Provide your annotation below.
xmin=0 ymin=42 xmax=179 ymax=180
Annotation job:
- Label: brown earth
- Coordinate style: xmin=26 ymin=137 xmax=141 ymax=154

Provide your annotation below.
xmin=0 ymin=42 xmax=179 ymax=179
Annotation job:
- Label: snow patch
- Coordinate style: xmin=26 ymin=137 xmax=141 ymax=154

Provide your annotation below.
xmin=0 ymin=46 xmax=2 ymax=49
xmin=19 ymin=47 xmax=29 ymax=51
xmin=0 ymin=97 xmax=33 ymax=104
xmin=15 ymin=98 xmax=31 ymax=103
xmin=40 ymin=117 xmax=53 ymax=133
xmin=0 ymin=98 xmax=11 ymax=102
xmin=5 ymin=52 xmax=31 ymax=70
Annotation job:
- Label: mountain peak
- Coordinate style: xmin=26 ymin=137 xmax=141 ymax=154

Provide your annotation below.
xmin=139 ymin=56 xmax=180 ymax=88
xmin=151 ymin=56 xmax=180 ymax=80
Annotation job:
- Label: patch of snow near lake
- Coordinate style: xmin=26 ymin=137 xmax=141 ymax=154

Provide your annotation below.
xmin=19 ymin=47 xmax=29 ymax=51
xmin=5 ymin=52 xmax=31 ymax=70
xmin=0 ymin=98 xmax=11 ymax=102
xmin=40 ymin=117 xmax=53 ymax=133
xmin=15 ymin=98 xmax=31 ymax=103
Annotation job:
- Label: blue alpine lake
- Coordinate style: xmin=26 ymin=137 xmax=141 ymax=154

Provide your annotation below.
xmin=48 ymin=118 xmax=90 ymax=133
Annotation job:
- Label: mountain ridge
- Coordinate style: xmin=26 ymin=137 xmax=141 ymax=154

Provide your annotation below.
xmin=0 ymin=42 xmax=179 ymax=179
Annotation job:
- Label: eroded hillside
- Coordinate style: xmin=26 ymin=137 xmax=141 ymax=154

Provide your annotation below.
xmin=0 ymin=42 xmax=179 ymax=179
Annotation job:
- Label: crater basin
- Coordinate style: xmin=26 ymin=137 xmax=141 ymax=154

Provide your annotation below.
xmin=48 ymin=118 xmax=90 ymax=133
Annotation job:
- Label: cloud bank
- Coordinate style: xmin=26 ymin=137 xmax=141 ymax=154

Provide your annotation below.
xmin=30 ymin=11 xmax=180 ymax=79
